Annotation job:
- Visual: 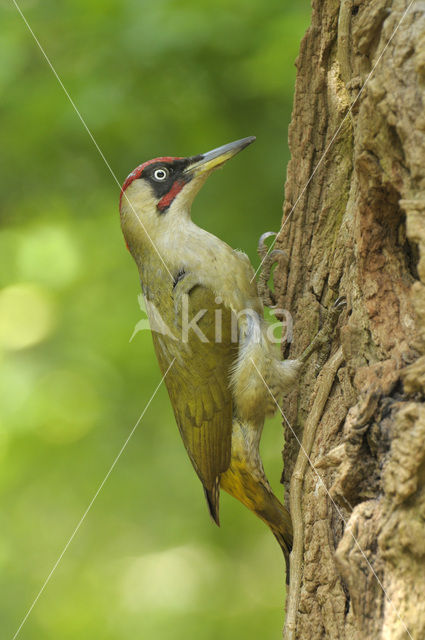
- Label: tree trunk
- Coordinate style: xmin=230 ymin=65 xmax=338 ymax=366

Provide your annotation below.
xmin=274 ymin=1 xmax=425 ymax=638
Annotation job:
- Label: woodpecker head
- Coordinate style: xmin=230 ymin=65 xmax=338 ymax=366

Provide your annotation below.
xmin=119 ymin=136 xmax=255 ymax=258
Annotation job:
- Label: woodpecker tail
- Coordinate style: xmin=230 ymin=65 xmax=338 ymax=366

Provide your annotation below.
xmin=220 ymin=459 xmax=293 ymax=583
xmin=203 ymin=476 xmax=221 ymax=526
xmin=272 ymin=531 xmax=292 ymax=585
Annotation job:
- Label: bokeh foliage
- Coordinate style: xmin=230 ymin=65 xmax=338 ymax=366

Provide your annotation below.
xmin=0 ymin=1 xmax=310 ymax=638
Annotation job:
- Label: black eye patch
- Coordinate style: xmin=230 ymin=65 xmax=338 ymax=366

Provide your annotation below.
xmin=139 ymin=159 xmax=192 ymax=199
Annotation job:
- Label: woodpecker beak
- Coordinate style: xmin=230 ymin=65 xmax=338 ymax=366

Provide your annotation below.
xmin=184 ymin=136 xmax=256 ymax=177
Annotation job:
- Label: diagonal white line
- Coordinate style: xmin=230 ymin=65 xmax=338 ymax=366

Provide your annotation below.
xmin=11 ymin=358 xmax=175 ymax=640
xmin=11 ymin=0 xmax=173 ymax=280
xmin=250 ymin=357 xmax=413 ymax=640
xmin=251 ymin=0 xmax=417 ymax=283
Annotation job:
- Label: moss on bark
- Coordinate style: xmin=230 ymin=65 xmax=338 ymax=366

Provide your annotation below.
xmin=276 ymin=2 xmax=425 ymax=638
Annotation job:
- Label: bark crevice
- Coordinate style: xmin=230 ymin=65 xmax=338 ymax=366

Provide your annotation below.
xmin=276 ymin=2 xmax=425 ymax=638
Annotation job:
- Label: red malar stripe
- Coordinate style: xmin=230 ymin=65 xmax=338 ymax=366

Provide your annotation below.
xmin=157 ymin=179 xmax=186 ymax=212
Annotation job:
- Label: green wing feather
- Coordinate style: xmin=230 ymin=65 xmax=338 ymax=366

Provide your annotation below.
xmin=149 ymin=284 xmax=236 ymax=524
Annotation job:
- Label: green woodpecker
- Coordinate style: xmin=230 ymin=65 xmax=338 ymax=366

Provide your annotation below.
xmin=119 ymin=137 xmax=341 ymax=575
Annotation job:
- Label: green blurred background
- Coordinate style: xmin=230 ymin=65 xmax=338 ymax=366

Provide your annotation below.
xmin=0 ymin=1 xmax=311 ymax=637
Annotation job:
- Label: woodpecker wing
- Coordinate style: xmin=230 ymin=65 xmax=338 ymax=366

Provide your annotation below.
xmin=149 ymin=284 xmax=235 ymax=525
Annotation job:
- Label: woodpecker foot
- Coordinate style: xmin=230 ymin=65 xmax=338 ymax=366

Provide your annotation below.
xmin=257 ymin=232 xmax=288 ymax=308
xmin=298 ymin=296 xmax=346 ymax=369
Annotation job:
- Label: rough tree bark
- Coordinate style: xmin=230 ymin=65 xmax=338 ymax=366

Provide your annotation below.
xmin=274 ymin=1 xmax=425 ymax=638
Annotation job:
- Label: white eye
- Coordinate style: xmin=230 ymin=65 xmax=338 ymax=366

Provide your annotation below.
xmin=153 ymin=167 xmax=169 ymax=181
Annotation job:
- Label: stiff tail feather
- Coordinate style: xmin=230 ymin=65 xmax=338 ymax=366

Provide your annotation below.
xmin=220 ymin=460 xmax=293 ymax=582
xmin=203 ymin=476 xmax=221 ymax=526
xmin=272 ymin=530 xmax=292 ymax=585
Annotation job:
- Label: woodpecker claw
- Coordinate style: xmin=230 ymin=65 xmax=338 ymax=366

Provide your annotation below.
xmin=257 ymin=232 xmax=288 ymax=308
xmin=258 ymin=231 xmax=278 ymax=258
xmin=333 ymin=296 xmax=347 ymax=310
